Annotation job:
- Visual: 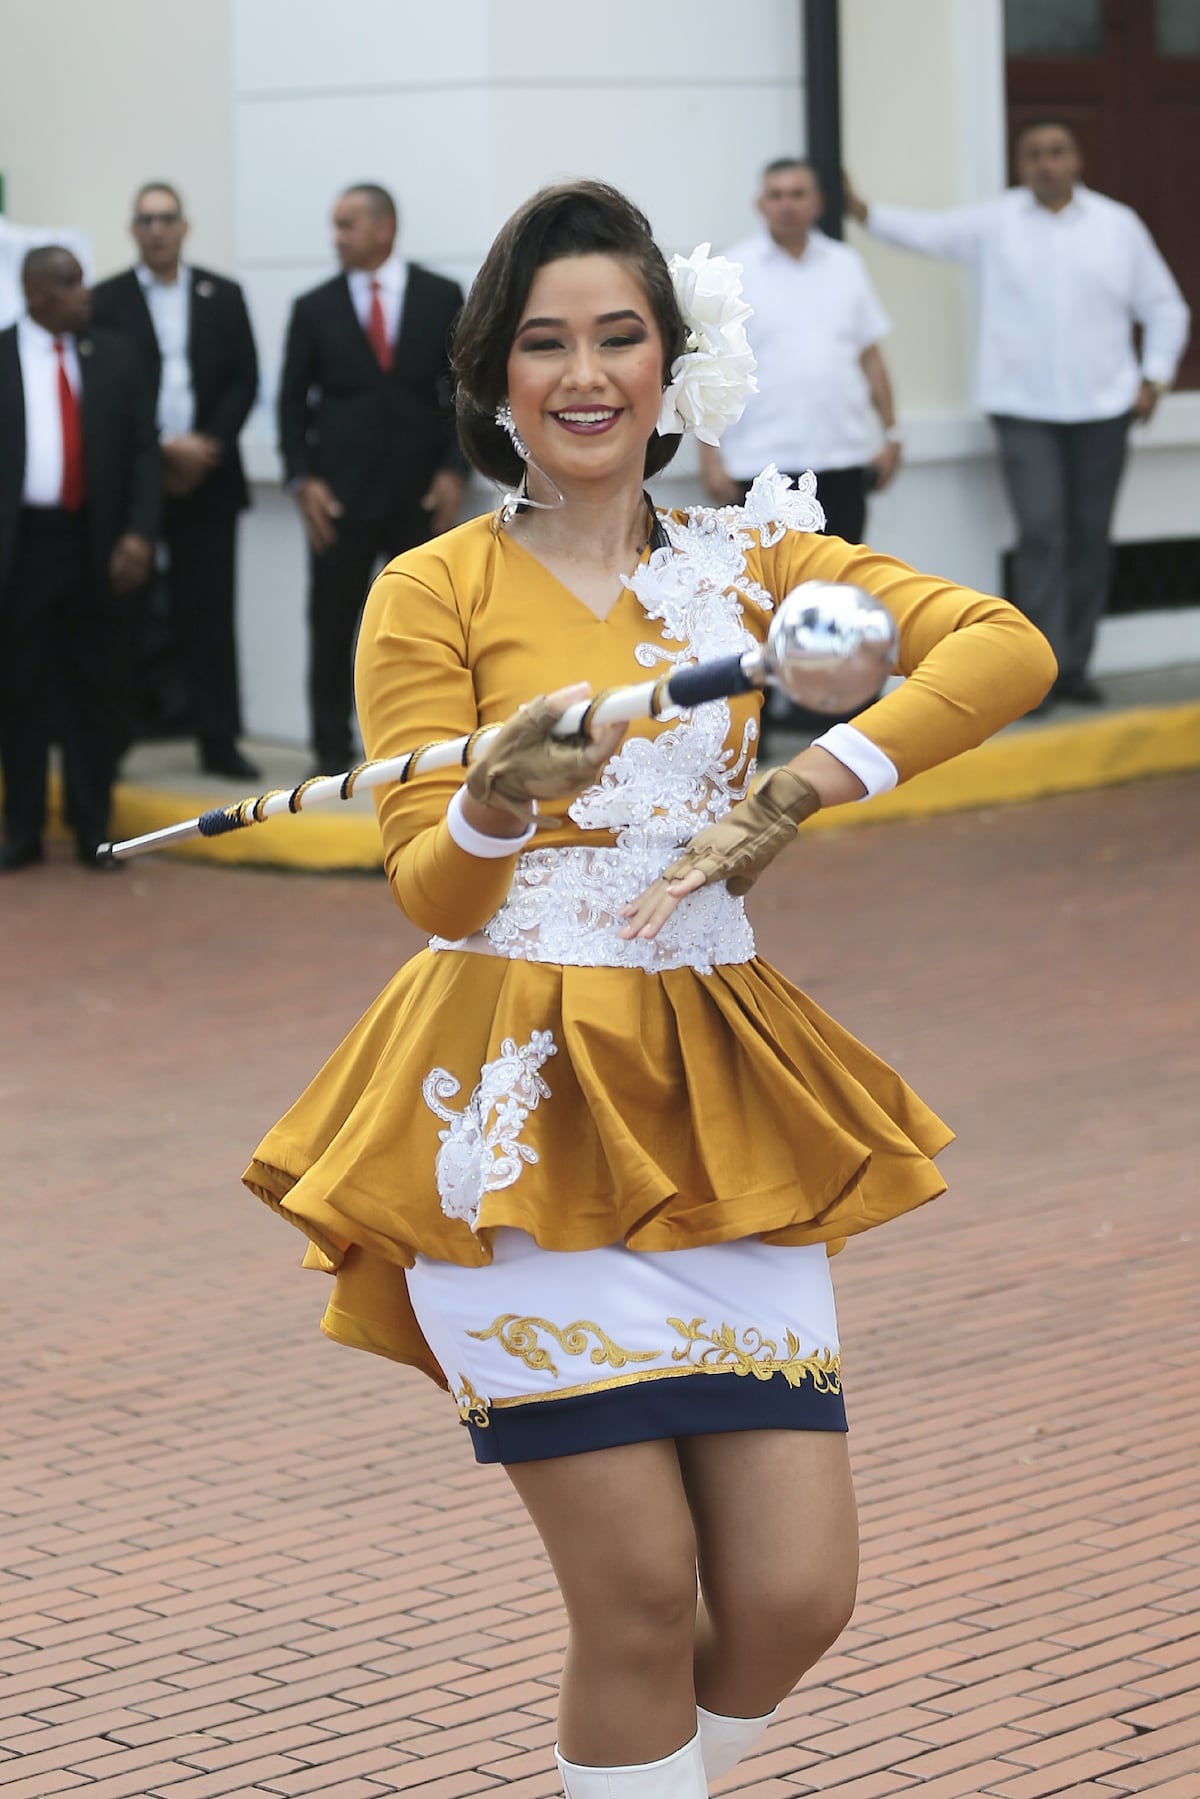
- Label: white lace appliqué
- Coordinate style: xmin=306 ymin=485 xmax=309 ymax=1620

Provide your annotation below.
xmin=422 ymin=1031 xmax=557 ymax=1229
xmin=431 ymin=472 xmax=823 ymax=973
xmin=570 ymin=464 xmax=825 ymax=850
xmin=469 ymin=841 xmax=755 ymax=974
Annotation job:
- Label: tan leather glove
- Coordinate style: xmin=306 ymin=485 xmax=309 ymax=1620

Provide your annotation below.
xmin=660 ymin=766 xmax=822 ymax=896
xmin=466 ymin=695 xmax=610 ymax=829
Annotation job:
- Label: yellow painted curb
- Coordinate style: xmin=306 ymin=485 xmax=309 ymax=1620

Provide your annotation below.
xmin=801 ymin=698 xmax=1200 ymax=833
xmin=31 ymin=698 xmax=1200 ymax=870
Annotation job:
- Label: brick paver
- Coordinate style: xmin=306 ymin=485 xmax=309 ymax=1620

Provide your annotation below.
xmin=3 ymin=774 xmax=1198 ymax=1797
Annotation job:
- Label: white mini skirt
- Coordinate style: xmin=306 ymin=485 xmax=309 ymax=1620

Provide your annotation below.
xmin=406 ymin=1229 xmax=846 ymax=1464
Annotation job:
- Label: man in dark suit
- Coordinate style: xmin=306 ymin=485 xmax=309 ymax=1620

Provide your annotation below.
xmin=279 ymin=183 xmax=465 ymax=772
xmin=91 ymin=182 xmax=260 ymax=778
xmin=0 ymin=247 xmax=159 ymax=870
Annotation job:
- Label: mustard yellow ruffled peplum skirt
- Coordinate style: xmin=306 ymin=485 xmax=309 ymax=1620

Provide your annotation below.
xmin=243 ymin=945 xmax=952 ymax=1424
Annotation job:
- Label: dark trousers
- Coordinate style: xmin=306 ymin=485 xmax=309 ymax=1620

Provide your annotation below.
xmin=0 ymin=509 xmax=115 ymax=853
xmin=738 ymin=465 xmax=869 ymax=736
xmin=164 ymin=488 xmax=242 ymax=746
xmin=990 ymin=413 xmax=1132 ymax=683
xmin=735 ymin=466 xmax=868 ymax=545
xmin=308 ymin=500 xmax=430 ymax=764
xmin=115 ymin=490 xmax=242 ymax=753
xmin=809 ymin=465 xmax=868 ymax=545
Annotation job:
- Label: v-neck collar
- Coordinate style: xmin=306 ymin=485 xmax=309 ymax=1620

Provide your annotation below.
xmin=498 ymin=518 xmax=661 ymax=626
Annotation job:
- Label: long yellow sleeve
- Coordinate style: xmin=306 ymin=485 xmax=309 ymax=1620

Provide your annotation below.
xmin=354 ymin=543 xmax=525 ymax=941
xmin=753 ymin=533 xmax=1057 ymax=778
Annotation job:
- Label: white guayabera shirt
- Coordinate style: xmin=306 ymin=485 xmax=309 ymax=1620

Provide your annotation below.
xmin=717 ymin=229 xmax=892 ymax=479
xmin=867 ymin=184 xmax=1190 ymax=422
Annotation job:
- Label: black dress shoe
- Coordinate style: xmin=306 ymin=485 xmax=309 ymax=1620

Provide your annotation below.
xmin=0 ymin=839 xmax=44 ymax=872
xmin=200 ymin=741 xmax=262 ymax=780
xmin=1055 ymin=674 xmax=1105 ymax=706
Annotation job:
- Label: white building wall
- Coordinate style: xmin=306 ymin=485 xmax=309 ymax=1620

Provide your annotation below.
xmin=1 ymin=0 xmax=1194 ymax=743
xmin=0 ymin=0 xmax=235 ymax=279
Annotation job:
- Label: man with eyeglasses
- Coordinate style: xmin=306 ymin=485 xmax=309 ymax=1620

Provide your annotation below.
xmin=91 ymin=182 xmax=260 ymax=777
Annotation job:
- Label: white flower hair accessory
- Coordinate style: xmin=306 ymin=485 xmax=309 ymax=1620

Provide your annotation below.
xmin=657 ymin=243 xmax=758 ymax=447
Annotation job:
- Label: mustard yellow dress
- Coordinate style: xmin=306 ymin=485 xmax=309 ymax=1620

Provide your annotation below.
xmin=244 ymin=473 xmax=1055 ymax=1461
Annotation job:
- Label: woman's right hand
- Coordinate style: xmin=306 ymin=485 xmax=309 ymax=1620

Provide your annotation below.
xmin=464 ymin=683 xmax=625 ymax=830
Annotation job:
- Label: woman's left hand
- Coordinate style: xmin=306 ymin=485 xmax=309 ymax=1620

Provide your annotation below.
xmin=619 ymin=750 xmax=867 ymax=942
xmin=618 ymin=866 xmax=707 ymax=942
xmin=618 ymin=767 xmax=824 ymax=941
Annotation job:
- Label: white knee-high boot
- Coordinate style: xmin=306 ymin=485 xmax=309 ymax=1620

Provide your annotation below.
xmin=556 ymin=1730 xmax=708 ymax=1799
xmin=695 ymin=1703 xmax=779 ymax=1783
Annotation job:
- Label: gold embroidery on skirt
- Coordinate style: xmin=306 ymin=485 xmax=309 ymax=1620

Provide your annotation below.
xmin=482 ymin=1352 xmax=844 ymax=1409
xmin=468 ymin=1314 xmax=661 ymax=1379
xmin=466 ymin=1310 xmax=842 ymax=1398
xmin=668 ymin=1318 xmax=842 ymax=1391
xmin=454 ymin=1374 xmax=491 ymax=1427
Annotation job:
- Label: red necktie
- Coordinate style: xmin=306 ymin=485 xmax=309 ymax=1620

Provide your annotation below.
xmin=55 ymin=338 xmax=86 ymax=511
xmin=366 ymin=279 xmax=392 ymax=372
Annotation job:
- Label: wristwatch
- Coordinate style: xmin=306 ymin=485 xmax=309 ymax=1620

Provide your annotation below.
xmin=884 ymin=427 xmax=903 ymax=445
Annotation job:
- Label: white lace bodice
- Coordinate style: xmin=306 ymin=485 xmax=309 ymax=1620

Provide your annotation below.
xmin=431 ymin=841 xmax=755 ymax=974
xmin=430 ymin=470 xmax=824 ymax=975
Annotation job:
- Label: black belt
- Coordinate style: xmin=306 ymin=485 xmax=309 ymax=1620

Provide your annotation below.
xmin=19 ymin=505 xmax=88 ymax=531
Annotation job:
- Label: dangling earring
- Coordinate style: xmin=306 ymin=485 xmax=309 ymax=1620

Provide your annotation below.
xmin=494 ymin=400 xmax=564 ymax=522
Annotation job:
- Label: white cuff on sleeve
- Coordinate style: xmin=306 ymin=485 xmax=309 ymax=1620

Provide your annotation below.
xmin=445 ymin=784 xmax=537 ymax=857
xmin=811 ymin=723 xmax=898 ymax=799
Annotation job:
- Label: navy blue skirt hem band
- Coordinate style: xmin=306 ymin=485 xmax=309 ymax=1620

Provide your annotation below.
xmin=465 ymin=1368 xmax=848 ymax=1464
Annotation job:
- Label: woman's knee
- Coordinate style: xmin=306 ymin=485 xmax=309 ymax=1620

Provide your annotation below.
xmin=568 ymin=1547 xmax=699 ymax=1668
xmin=789 ymin=1571 xmax=856 ymax=1666
xmin=709 ymin=1558 xmax=857 ymax=1682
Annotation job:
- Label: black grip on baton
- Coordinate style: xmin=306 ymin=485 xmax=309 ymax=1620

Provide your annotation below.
xmin=666 ymin=653 xmax=753 ymax=710
xmin=197 ymin=805 xmax=250 ymax=838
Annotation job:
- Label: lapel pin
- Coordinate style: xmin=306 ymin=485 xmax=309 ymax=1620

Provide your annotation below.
xmin=196 ymin=279 xmax=214 ymax=298
xmin=78 ymin=337 xmax=93 ymax=356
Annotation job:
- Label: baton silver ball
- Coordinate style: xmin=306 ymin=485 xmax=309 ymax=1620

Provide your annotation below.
xmin=760 ymin=580 xmax=899 ymax=714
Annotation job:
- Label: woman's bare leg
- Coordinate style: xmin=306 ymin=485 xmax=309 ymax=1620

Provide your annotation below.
xmin=678 ymin=1429 xmax=859 ymax=1719
xmin=506 ymin=1438 xmax=699 ymax=1766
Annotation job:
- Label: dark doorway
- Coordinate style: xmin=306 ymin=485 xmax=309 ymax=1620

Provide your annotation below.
xmin=1005 ymin=0 xmax=1200 ymax=387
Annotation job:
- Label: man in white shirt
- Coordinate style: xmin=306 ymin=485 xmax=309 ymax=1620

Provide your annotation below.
xmin=702 ymin=158 xmax=902 ymax=744
xmin=845 ymin=120 xmax=1191 ymax=706
xmin=702 ymin=158 xmax=902 ymax=547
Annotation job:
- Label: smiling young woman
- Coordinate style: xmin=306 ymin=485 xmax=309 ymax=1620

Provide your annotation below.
xmin=244 ymin=181 xmax=1056 ymax=1799
xmin=495 ymin=255 xmax=672 ymax=624
xmin=507 ymin=257 xmax=667 ymax=487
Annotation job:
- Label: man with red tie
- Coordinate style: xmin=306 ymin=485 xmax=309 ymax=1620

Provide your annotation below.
xmin=279 ymin=184 xmax=465 ymax=772
xmin=0 ymin=247 xmax=159 ymax=870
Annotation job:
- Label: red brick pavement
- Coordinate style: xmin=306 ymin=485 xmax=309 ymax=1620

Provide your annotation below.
xmin=2 ymin=774 xmax=1198 ymax=1798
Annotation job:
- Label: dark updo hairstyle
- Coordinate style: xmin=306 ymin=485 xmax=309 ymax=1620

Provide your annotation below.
xmin=453 ymin=180 xmax=689 ymax=486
